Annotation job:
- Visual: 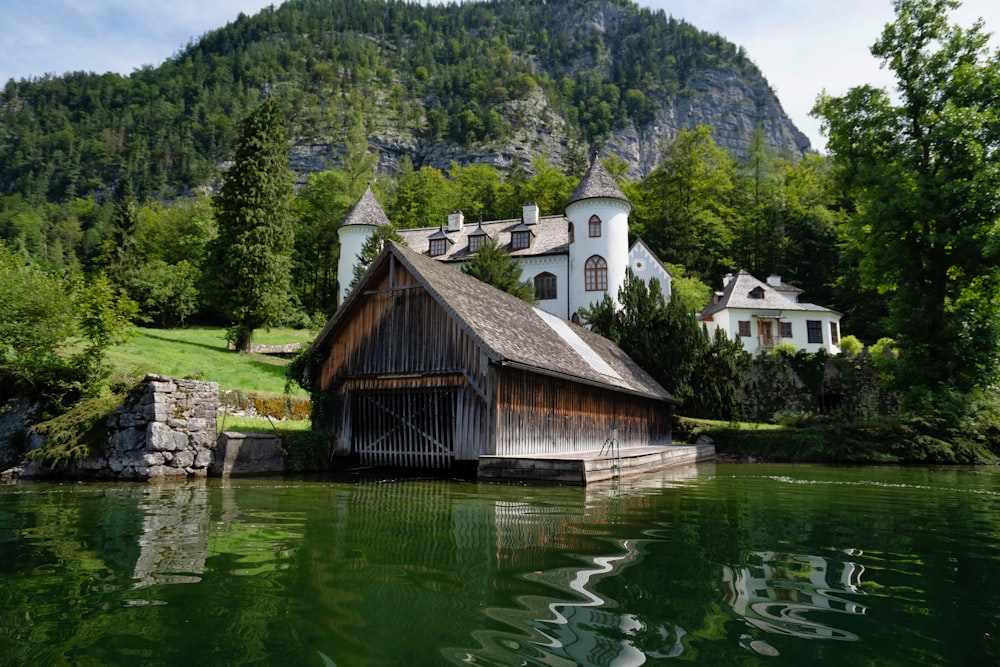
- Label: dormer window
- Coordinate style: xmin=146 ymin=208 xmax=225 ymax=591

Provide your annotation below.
xmin=508 ymin=220 xmax=534 ymax=251
xmin=468 ymin=223 xmax=489 ymax=252
xmin=748 ymin=286 xmax=765 ymax=299
xmin=427 ymin=226 xmax=453 ymax=257
xmin=589 ymin=215 xmax=602 ymax=238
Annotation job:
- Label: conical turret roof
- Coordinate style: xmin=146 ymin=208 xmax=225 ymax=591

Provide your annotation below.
xmin=566 ymin=159 xmax=630 ymax=210
xmin=339 ymin=185 xmax=391 ymax=228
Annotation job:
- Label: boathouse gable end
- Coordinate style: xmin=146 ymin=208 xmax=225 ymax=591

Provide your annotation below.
xmin=309 ymin=242 xmax=677 ymax=469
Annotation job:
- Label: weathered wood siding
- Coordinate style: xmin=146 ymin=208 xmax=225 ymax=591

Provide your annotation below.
xmin=318 ymin=257 xmax=494 ymax=465
xmin=494 ymin=367 xmax=671 ymax=456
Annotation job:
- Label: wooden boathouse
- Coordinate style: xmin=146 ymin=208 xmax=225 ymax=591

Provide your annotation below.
xmin=308 ymin=242 xmax=706 ymax=480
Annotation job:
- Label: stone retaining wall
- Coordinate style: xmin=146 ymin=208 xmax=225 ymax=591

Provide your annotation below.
xmin=77 ymin=374 xmax=219 ymax=479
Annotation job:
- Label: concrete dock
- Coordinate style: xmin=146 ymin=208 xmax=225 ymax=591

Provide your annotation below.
xmin=477 ymin=443 xmax=715 ymax=485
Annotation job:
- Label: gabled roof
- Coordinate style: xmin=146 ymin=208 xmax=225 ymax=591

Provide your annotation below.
xmin=629 ymin=238 xmax=673 ymax=276
xmin=698 ymin=270 xmax=839 ymax=319
xmin=339 ymin=185 xmax=391 ymax=228
xmin=313 ymin=242 xmax=677 ymax=403
xmin=566 ymin=159 xmax=631 ymax=210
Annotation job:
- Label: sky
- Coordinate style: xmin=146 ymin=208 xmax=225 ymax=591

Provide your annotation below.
xmin=3 ymin=1 xmax=1000 ymax=152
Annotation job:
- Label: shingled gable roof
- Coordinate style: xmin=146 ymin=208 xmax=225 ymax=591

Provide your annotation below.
xmin=339 ymin=185 xmax=391 ymax=228
xmin=314 ymin=242 xmax=677 ymax=403
xmin=566 ymin=159 xmax=631 ymax=210
xmin=698 ymin=269 xmax=840 ymax=319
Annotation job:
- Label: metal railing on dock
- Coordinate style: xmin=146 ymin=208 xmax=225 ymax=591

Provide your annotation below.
xmin=600 ymin=428 xmax=620 ymax=479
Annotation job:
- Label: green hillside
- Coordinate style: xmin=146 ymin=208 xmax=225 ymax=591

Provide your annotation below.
xmin=0 ymin=0 xmax=779 ymax=202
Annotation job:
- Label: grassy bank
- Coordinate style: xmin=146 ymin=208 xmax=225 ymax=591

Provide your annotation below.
xmin=110 ymin=326 xmax=318 ymax=437
xmin=108 ymin=326 xmax=315 ymax=396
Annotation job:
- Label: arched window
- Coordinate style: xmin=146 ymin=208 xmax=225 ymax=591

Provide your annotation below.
xmin=568 ymin=222 xmax=575 ymax=244
xmin=585 ymin=255 xmax=608 ymax=291
xmin=589 ymin=215 xmax=602 ymax=238
xmin=534 ymin=272 xmax=557 ymax=300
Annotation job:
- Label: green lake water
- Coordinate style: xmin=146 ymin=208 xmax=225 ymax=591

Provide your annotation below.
xmin=2 ymin=463 xmax=1000 ymax=665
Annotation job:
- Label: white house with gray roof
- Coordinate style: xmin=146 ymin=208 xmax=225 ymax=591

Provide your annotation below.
xmin=698 ymin=270 xmax=842 ymax=354
xmin=337 ymin=160 xmax=672 ymax=321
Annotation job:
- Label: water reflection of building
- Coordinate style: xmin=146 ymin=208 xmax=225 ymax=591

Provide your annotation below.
xmin=453 ymin=464 xmax=710 ymax=665
xmin=720 ymin=551 xmax=867 ymax=643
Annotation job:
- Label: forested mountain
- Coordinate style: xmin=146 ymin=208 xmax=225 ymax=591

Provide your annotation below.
xmin=0 ymin=0 xmax=809 ymax=203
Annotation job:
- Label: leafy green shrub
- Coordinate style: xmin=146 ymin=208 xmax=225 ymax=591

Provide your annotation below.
xmin=250 ymin=394 xmax=312 ymax=420
xmin=839 ymin=335 xmax=864 ymax=356
xmin=280 ymin=430 xmax=331 ymax=471
xmin=221 ymin=389 xmax=311 ymax=421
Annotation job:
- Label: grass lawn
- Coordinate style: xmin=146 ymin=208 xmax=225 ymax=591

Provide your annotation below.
xmin=217 ymin=414 xmax=313 ymax=434
xmin=678 ymin=416 xmax=785 ymax=431
xmin=108 ymin=326 xmax=317 ymax=396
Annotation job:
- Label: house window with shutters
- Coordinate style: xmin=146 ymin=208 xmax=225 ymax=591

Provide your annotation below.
xmin=585 ymin=255 xmax=608 ymax=291
xmin=534 ymin=272 xmax=557 ymax=300
xmin=589 ymin=215 xmax=602 ymax=238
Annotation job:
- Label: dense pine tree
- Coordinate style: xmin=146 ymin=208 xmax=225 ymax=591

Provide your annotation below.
xmin=205 ymin=97 xmax=294 ymax=353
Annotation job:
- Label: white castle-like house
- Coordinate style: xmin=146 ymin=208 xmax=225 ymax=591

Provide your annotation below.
xmin=337 ymin=160 xmax=672 ymax=322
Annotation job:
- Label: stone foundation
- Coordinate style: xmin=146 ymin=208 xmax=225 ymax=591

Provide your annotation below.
xmin=77 ymin=374 xmax=219 ymax=479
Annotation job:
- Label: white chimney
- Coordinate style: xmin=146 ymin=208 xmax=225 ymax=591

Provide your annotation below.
xmin=767 ymin=274 xmax=782 ymax=287
xmin=447 ymin=210 xmax=464 ymax=232
xmin=522 ymin=202 xmax=539 ymax=225
xmin=722 ymin=273 xmax=734 ymax=288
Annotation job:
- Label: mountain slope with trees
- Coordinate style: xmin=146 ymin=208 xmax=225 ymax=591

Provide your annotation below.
xmin=0 ymin=0 xmax=809 ymax=203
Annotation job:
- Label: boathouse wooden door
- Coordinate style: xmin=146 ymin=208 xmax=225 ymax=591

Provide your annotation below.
xmin=349 ymin=387 xmax=457 ymax=468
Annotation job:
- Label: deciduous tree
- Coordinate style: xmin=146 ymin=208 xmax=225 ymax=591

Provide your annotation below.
xmin=814 ymin=0 xmax=1000 ymax=401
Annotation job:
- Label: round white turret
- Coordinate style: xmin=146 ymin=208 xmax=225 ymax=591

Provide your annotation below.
xmin=565 ymin=160 xmax=632 ymax=319
xmin=337 ymin=186 xmax=391 ymax=306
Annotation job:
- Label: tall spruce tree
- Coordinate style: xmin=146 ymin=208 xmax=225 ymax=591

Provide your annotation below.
xmin=207 ymin=97 xmax=294 ymax=353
